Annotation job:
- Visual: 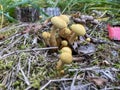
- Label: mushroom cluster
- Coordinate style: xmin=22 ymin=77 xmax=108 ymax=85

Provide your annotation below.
xmin=42 ymin=14 xmax=86 ymax=48
xmin=41 ymin=14 xmax=87 ymax=72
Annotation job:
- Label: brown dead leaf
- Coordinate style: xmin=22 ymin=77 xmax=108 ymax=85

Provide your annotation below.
xmin=87 ymin=76 xmax=108 ymax=86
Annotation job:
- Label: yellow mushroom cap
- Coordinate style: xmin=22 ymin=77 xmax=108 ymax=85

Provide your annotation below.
xmin=64 ymin=28 xmax=71 ymax=35
xmin=60 ymin=52 xmax=72 ymax=64
xmin=86 ymin=38 xmax=91 ymax=42
xmin=70 ymin=24 xmax=86 ymax=36
xmin=60 ymin=70 xmax=65 ymax=74
xmin=51 ymin=16 xmax=67 ymax=29
xmin=61 ymin=40 xmax=68 ymax=46
xmin=42 ymin=32 xmax=50 ymax=39
xmin=60 ymin=47 xmax=72 ymax=54
xmin=59 ymin=15 xmax=70 ymax=24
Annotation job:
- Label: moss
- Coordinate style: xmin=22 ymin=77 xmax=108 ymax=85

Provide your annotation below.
xmin=0 ymin=84 xmax=6 ymax=90
xmin=0 ymin=60 xmax=13 ymax=70
xmin=31 ymin=79 xmax=40 ymax=89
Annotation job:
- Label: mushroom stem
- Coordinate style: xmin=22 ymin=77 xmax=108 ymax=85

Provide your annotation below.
xmin=56 ymin=36 xmax=62 ymax=48
xmin=56 ymin=60 xmax=64 ymax=70
xmin=59 ymin=28 xmax=71 ymax=39
xmin=68 ymin=24 xmax=86 ymax=44
xmin=59 ymin=28 xmax=65 ymax=38
xmin=44 ymin=38 xmax=50 ymax=46
xmin=42 ymin=32 xmax=51 ymax=46
xmin=60 ymin=40 xmax=68 ymax=49
xmin=49 ymin=26 xmax=58 ymax=47
xmin=68 ymin=33 xmax=77 ymax=44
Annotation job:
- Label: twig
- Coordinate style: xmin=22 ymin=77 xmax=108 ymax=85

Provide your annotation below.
xmin=90 ymin=22 xmax=102 ymax=36
xmin=27 ymin=57 xmax=31 ymax=78
xmin=78 ymin=83 xmax=92 ymax=89
xmin=99 ymin=10 xmax=108 ymax=18
xmin=20 ymin=68 xmax=30 ymax=86
xmin=101 ymin=87 xmax=120 ymax=90
xmin=61 ymin=82 xmax=66 ymax=90
xmin=40 ymin=80 xmax=52 ymax=90
xmin=65 ymin=83 xmax=92 ymax=90
xmin=69 ymin=67 xmax=120 ymax=73
xmin=40 ymin=78 xmax=83 ymax=90
xmin=0 ymin=23 xmax=29 ymax=32
xmin=1 ymin=71 xmax=9 ymax=85
xmin=25 ymin=85 xmax=32 ymax=90
xmin=70 ymin=71 xmax=78 ymax=90
xmin=18 ymin=60 xmax=30 ymax=86
xmin=69 ymin=66 xmax=100 ymax=72
xmin=0 ymin=35 xmax=23 ymax=55
xmin=0 ymin=47 xmax=58 ymax=59
xmin=0 ymin=33 xmax=21 ymax=45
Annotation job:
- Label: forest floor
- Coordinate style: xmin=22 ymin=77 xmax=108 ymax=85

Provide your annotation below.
xmin=0 ymin=10 xmax=120 ymax=90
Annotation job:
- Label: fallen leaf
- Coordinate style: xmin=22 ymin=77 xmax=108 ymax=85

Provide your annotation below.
xmin=107 ymin=24 xmax=120 ymax=40
xmin=78 ymin=44 xmax=96 ymax=55
xmin=87 ymin=77 xmax=108 ymax=86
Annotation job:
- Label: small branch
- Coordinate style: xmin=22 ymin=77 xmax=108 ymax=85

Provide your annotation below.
xmin=40 ymin=78 xmax=83 ymax=90
xmin=90 ymin=23 xmax=101 ymax=36
xmin=18 ymin=61 xmax=30 ymax=86
xmin=0 ymin=47 xmax=58 ymax=59
xmin=27 ymin=57 xmax=31 ymax=78
xmin=69 ymin=66 xmax=100 ymax=72
xmin=69 ymin=67 xmax=120 ymax=73
xmin=0 ymin=35 xmax=23 ymax=56
xmin=70 ymin=71 xmax=78 ymax=90
xmin=40 ymin=80 xmax=52 ymax=90
xmin=101 ymin=87 xmax=120 ymax=90
xmin=0 ymin=33 xmax=21 ymax=45
xmin=20 ymin=68 xmax=30 ymax=86
xmin=0 ymin=23 xmax=29 ymax=32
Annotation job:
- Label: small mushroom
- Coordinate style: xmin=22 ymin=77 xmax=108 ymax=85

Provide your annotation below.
xmin=60 ymin=70 xmax=65 ymax=75
xmin=42 ymin=32 xmax=51 ymax=46
xmin=60 ymin=40 xmax=68 ymax=49
xmin=69 ymin=24 xmax=86 ymax=44
xmin=59 ymin=28 xmax=72 ymax=38
xmin=56 ymin=60 xmax=63 ymax=70
xmin=56 ymin=60 xmax=65 ymax=75
xmin=50 ymin=16 xmax=67 ymax=47
xmin=56 ymin=48 xmax=72 ymax=70
xmin=61 ymin=40 xmax=68 ymax=47
xmin=86 ymin=38 xmax=91 ymax=42
xmin=60 ymin=47 xmax=72 ymax=54
xmin=59 ymin=52 xmax=72 ymax=64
